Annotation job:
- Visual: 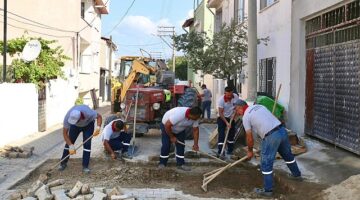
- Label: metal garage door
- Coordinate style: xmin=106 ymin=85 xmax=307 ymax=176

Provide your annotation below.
xmin=305 ymin=1 xmax=360 ymax=154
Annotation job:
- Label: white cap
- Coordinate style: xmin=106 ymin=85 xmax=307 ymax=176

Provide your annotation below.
xmin=68 ymin=110 xmax=81 ymax=125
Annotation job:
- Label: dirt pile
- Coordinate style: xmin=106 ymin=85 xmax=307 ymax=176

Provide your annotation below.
xmin=320 ymin=174 xmax=360 ymax=200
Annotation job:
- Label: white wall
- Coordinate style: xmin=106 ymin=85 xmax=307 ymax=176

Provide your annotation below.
xmin=0 ymin=83 xmax=38 ymax=147
xmin=46 ymin=79 xmax=77 ymax=128
xmin=257 ymin=0 xmax=292 ymax=110
xmin=289 ymin=0 xmax=344 ymax=135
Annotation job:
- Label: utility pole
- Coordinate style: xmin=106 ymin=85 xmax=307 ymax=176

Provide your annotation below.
xmin=246 ymin=0 xmax=257 ymax=101
xmin=108 ymin=35 xmax=112 ymax=103
xmin=157 ymin=26 xmax=176 ymax=73
xmin=2 ymin=0 xmax=7 ymax=82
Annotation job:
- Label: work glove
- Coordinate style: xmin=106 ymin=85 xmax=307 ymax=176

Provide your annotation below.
xmin=93 ymin=126 xmax=101 ymax=137
xmin=69 ymin=145 xmax=76 ymax=155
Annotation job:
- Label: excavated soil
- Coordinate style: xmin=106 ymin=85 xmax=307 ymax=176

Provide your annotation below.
xmin=13 ymin=158 xmax=326 ymax=199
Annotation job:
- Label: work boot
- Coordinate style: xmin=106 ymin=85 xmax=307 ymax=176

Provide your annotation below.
xmin=122 ymin=152 xmax=132 ymax=159
xmin=177 ymin=165 xmax=191 ymax=171
xmin=158 ymin=164 xmax=166 ymax=169
xmin=82 ymin=167 xmax=91 ymax=174
xmin=287 ymin=173 xmax=304 ymax=181
xmin=254 ymin=188 xmax=273 ymax=197
xmin=58 ymin=164 xmax=67 ymax=171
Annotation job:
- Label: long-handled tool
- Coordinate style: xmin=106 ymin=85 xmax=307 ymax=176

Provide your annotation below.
xmin=176 ymin=141 xmax=227 ymax=164
xmin=129 ymin=86 xmax=140 ymax=157
xmin=219 ymin=114 xmax=235 ymax=156
xmin=201 ymin=154 xmax=248 ymax=192
xmin=46 ymin=135 xmax=94 ymax=176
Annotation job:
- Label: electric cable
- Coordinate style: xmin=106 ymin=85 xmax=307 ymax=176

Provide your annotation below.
xmin=105 ymin=0 xmax=136 ymax=35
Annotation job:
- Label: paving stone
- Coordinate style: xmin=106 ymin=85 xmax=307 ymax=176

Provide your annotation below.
xmin=68 ymin=181 xmax=83 ymax=198
xmin=110 ymin=194 xmax=130 ymax=200
xmin=81 ymin=183 xmax=91 ymax=194
xmin=92 ymin=187 xmax=105 ymax=193
xmin=8 ymin=152 xmax=19 ymax=158
xmin=22 ymin=197 xmax=37 ymax=200
xmin=37 ymin=174 xmax=49 ymax=184
xmin=8 ymin=191 xmax=22 ymax=200
xmin=47 ymin=179 xmax=65 ymax=188
xmin=92 ymin=191 xmax=107 ymax=200
xmin=18 ymin=151 xmax=32 ymax=158
xmin=27 ymin=180 xmax=45 ymax=197
xmin=35 ymin=185 xmax=54 ymax=200
xmin=52 ymin=189 xmax=70 ymax=200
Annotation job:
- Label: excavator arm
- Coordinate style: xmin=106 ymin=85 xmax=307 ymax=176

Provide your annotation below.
xmin=120 ymin=59 xmax=151 ymax=101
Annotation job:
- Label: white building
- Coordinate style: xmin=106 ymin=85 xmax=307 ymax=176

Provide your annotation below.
xmin=258 ymin=0 xmax=360 ymax=154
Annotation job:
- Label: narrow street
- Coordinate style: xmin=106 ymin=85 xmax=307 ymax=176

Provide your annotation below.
xmin=1 ymin=0 xmax=360 ymax=200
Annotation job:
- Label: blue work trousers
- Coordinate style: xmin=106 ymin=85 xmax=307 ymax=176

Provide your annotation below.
xmin=108 ymin=132 xmax=132 ymax=153
xmin=202 ymin=101 xmax=212 ymax=119
xmin=261 ymin=126 xmax=301 ymax=192
xmin=60 ymin=121 xmax=94 ymax=168
xmin=159 ymin=123 xmax=186 ymax=166
xmin=217 ymin=117 xmax=236 ymax=154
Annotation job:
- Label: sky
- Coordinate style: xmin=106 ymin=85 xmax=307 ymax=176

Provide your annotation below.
xmin=102 ymin=0 xmax=194 ymax=59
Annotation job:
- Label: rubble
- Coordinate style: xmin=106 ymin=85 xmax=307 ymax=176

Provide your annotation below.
xmin=92 ymin=191 xmax=107 ymax=200
xmin=81 ymin=184 xmax=91 ymax=195
xmin=8 ymin=191 xmax=22 ymax=200
xmin=0 ymin=145 xmax=34 ymax=158
xmin=27 ymin=180 xmax=45 ymax=197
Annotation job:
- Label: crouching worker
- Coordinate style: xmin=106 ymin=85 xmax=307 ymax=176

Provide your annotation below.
xmin=158 ymin=107 xmax=202 ymax=171
xmin=233 ymin=99 xmax=302 ymax=197
xmin=102 ymin=119 xmax=132 ymax=159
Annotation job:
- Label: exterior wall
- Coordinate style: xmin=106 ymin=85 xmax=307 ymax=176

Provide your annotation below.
xmin=257 ymin=0 xmax=291 ymax=110
xmin=222 ymin=0 xmax=235 ymax=25
xmin=46 ymin=79 xmax=78 ymax=128
xmin=0 ymin=84 xmax=38 ymax=147
xmin=289 ymin=0 xmax=344 ymax=135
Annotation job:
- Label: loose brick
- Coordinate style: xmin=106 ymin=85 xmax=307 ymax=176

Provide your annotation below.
xmin=8 ymin=192 xmax=22 ymax=200
xmin=35 ymin=185 xmax=54 ymax=200
xmin=18 ymin=151 xmax=31 ymax=158
xmin=106 ymin=187 xmax=123 ymax=199
xmin=92 ymin=191 xmax=107 ymax=200
xmin=81 ymin=184 xmax=90 ymax=194
xmin=27 ymin=180 xmax=45 ymax=197
xmin=68 ymin=181 xmax=83 ymax=198
xmin=52 ymin=189 xmax=70 ymax=200
xmin=37 ymin=174 xmax=49 ymax=184
xmin=22 ymin=197 xmax=37 ymax=200
xmin=47 ymin=179 xmax=65 ymax=188
xmin=8 ymin=152 xmax=19 ymax=158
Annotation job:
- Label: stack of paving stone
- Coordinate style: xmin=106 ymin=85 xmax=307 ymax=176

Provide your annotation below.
xmin=0 ymin=146 xmax=34 ymax=158
xmin=9 ymin=176 xmax=136 ymax=200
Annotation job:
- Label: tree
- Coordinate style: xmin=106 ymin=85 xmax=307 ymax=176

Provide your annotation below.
xmin=0 ymin=36 xmax=70 ymax=88
xmin=167 ymin=56 xmax=188 ymax=80
xmin=174 ymin=20 xmax=248 ymax=88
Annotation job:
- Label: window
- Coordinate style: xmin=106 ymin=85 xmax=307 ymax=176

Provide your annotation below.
xmin=235 ymin=0 xmax=245 ymax=23
xmin=80 ymin=54 xmax=93 ymax=74
xmin=81 ymin=2 xmax=85 ymax=19
xmin=260 ymin=0 xmax=278 ymax=10
xmin=215 ymin=9 xmax=222 ymax=33
xmin=259 ymin=57 xmax=276 ymax=98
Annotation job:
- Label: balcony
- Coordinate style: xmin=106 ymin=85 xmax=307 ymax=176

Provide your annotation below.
xmin=207 ymin=0 xmax=222 ymax=9
xmin=95 ymin=0 xmax=109 ymax=14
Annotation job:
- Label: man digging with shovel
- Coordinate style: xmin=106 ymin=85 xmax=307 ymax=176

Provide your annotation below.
xmin=233 ymin=99 xmax=302 ymax=197
xmin=58 ymin=105 xmax=102 ymax=174
xmin=158 ymin=106 xmax=202 ymax=171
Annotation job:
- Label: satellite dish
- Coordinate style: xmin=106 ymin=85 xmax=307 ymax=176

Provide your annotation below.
xmin=22 ymin=40 xmax=41 ymax=62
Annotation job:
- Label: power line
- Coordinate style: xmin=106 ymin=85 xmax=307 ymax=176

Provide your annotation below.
xmin=0 ymin=8 xmax=76 ymax=33
xmin=116 ymin=42 xmax=162 ymax=47
xmin=105 ymin=0 xmax=136 ymax=35
xmin=1 ymin=20 xmax=74 ymax=38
